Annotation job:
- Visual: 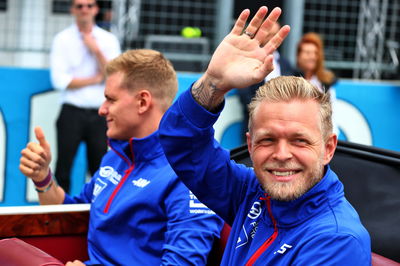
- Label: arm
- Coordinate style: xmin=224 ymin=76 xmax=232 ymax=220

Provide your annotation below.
xmin=66 ymin=74 xmax=104 ymax=89
xmin=50 ymin=35 xmax=103 ymax=90
xmin=19 ymin=127 xmax=65 ymax=205
xmin=81 ymin=32 xmax=108 ymax=75
xmin=159 ymin=6 xmax=289 ymax=220
xmin=161 ymin=179 xmax=224 ymax=265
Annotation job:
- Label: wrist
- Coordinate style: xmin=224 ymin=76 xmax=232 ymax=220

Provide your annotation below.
xmin=35 ymin=179 xmax=54 ymax=193
xmin=33 ymin=169 xmax=52 ymax=188
xmin=191 ymin=75 xmax=226 ymax=112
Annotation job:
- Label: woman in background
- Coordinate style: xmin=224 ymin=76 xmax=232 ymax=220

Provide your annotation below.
xmin=297 ymin=32 xmax=339 ymax=134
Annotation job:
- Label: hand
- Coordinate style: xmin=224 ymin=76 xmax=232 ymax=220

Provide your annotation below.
xmin=19 ymin=127 xmax=52 ymax=182
xmin=82 ymin=32 xmax=100 ymax=55
xmin=65 ymin=260 xmax=86 ymax=266
xmin=204 ymin=6 xmax=290 ymax=91
xmin=93 ymin=71 xmax=105 ymax=84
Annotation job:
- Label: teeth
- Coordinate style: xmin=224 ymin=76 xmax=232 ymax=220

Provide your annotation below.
xmin=272 ymin=171 xmax=296 ymax=176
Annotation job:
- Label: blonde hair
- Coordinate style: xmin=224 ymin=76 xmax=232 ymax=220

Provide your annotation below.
xmin=297 ymin=32 xmax=335 ymax=85
xmin=106 ymin=49 xmax=178 ymax=111
xmin=248 ymin=76 xmax=333 ymax=139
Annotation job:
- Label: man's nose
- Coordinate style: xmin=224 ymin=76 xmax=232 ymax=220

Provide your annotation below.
xmin=272 ymin=141 xmax=292 ymax=161
xmin=98 ymin=103 xmax=107 ymax=116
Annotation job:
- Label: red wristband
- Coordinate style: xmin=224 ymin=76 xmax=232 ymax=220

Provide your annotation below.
xmin=33 ymin=170 xmax=52 ymax=187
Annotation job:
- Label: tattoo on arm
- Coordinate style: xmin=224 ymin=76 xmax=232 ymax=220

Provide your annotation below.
xmin=191 ymin=80 xmax=225 ymax=112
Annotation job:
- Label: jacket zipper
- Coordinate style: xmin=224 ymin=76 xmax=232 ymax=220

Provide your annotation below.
xmin=103 ymin=140 xmax=135 ymax=213
xmin=245 ymin=195 xmax=278 ymax=266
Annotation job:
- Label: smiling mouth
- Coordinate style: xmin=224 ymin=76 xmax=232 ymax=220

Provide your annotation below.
xmin=271 ymin=170 xmax=297 ymax=176
xmin=267 ymin=169 xmax=301 ymax=182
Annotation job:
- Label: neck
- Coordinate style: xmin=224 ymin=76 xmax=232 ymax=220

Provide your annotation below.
xmin=304 ymin=71 xmax=313 ymax=80
xmin=77 ymin=21 xmax=94 ymax=33
xmin=134 ymin=112 xmax=163 ymax=139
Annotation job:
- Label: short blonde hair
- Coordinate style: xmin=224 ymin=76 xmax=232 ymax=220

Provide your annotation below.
xmin=248 ymin=76 xmax=333 ymax=139
xmin=106 ymin=49 xmax=178 ymax=111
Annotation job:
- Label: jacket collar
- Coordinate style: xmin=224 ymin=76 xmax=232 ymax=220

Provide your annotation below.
xmin=259 ymin=166 xmax=344 ymax=227
xmin=108 ymin=131 xmax=164 ymax=165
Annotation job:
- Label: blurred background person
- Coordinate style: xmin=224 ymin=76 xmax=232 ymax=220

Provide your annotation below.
xmin=296 ymin=32 xmax=339 ymax=134
xmin=50 ymin=0 xmax=121 ymax=193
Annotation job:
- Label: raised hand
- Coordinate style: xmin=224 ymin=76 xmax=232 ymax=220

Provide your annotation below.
xmin=199 ymin=7 xmax=290 ymax=96
xmin=82 ymin=32 xmax=100 ymax=55
xmin=19 ymin=127 xmax=52 ymax=182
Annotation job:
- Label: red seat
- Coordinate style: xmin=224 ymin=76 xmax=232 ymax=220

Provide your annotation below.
xmin=0 ymin=238 xmax=64 ymax=266
xmin=372 ymin=252 xmax=400 ymax=266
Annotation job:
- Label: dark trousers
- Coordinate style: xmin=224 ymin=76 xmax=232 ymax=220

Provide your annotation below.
xmin=55 ymin=104 xmax=108 ymax=193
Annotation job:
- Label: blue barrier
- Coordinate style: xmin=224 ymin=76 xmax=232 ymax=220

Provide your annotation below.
xmin=0 ymin=67 xmax=399 ymax=206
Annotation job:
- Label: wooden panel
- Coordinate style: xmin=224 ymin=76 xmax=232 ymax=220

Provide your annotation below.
xmin=0 ymin=211 xmax=89 ymax=237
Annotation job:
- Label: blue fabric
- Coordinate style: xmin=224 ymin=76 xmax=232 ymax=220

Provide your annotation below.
xmin=159 ymin=88 xmax=372 ymax=266
xmin=64 ymin=130 xmax=223 ymax=265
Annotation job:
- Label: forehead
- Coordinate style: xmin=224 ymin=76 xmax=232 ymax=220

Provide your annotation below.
xmin=72 ymin=0 xmax=96 ymax=5
xmin=252 ymin=99 xmax=322 ymax=135
xmin=300 ymin=43 xmax=318 ymax=52
xmin=105 ymin=72 xmax=127 ymax=94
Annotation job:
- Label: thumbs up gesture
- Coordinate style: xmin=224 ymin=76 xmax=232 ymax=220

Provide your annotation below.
xmin=19 ymin=127 xmax=52 ymax=182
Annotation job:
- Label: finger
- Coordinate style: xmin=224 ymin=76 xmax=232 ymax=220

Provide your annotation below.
xmin=259 ymin=54 xmax=275 ymax=77
xmin=263 ymin=25 xmax=291 ymax=55
xmin=19 ymin=164 xmax=37 ymax=177
xmin=34 ymin=126 xmax=51 ymax=153
xmin=243 ymin=6 xmax=268 ymax=38
xmin=254 ymin=7 xmax=282 ymax=45
xmin=25 ymin=143 xmax=47 ymax=162
xmin=230 ymin=9 xmax=251 ymax=36
xmin=20 ymin=156 xmax=41 ymax=171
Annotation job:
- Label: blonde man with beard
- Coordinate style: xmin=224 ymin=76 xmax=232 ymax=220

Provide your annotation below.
xmin=159 ymin=6 xmax=371 ymax=265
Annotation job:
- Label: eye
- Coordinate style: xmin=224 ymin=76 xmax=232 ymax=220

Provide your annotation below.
xmin=258 ymin=137 xmax=274 ymax=145
xmin=293 ymin=138 xmax=308 ymax=145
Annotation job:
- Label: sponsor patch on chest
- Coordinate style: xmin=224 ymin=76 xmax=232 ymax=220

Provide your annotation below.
xmin=132 ymin=178 xmax=150 ymax=188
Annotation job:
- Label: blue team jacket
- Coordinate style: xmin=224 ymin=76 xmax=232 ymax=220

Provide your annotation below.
xmin=63 ymin=130 xmax=224 ymax=265
xmin=159 ymin=88 xmax=372 ymax=265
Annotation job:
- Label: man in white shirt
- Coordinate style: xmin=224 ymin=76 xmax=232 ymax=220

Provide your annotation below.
xmin=50 ymin=0 xmax=121 ymax=192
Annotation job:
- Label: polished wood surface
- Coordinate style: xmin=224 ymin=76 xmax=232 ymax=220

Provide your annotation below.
xmin=0 ymin=204 xmax=89 ymax=237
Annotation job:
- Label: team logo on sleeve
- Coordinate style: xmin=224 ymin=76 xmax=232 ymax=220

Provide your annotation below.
xmin=189 ymin=191 xmax=215 ymax=214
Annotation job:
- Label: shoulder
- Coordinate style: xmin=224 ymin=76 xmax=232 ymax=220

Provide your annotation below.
xmin=293 ymin=231 xmax=371 ymax=265
xmin=94 ymin=26 xmax=118 ymax=40
xmin=54 ymin=25 xmax=75 ymax=39
xmin=52 ymin=26 xmax=78 ymax=48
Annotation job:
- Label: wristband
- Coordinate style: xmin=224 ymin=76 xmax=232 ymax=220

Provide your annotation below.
xmin=35 ymin=179 xmax=53 ymax=193
xmin=33 ymin=169 xmax=52 ymax=188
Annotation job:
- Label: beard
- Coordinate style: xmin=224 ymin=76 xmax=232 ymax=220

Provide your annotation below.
xmin=258 ymin=158 xmax=325 ymax=202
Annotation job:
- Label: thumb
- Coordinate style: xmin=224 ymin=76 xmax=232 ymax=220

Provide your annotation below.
xmin=259 ymin=54 xmax=275 ymax=77
xmin=34 ymin=126 xmax=51 ymax=153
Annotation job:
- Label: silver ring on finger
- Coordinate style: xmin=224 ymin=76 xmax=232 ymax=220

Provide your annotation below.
xmin=244 ymin=30 xmax=255 ymax=38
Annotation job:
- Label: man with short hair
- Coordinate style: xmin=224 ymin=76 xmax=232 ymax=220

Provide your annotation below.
xmin=50 ymin=0 xmax=121 ymax=193
xmin=20 ymin=49 xmax=223 ymax=265
xmin=159 ymin=6 xmax=371 ymax=265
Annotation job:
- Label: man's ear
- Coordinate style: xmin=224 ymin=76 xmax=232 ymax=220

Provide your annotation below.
xmin=136 ymin=90 xmax=152 ymax=114
xmin=323 ymin=133 xmax=338 ymax=165
xmin=246 ymin=131 xmax=253 ymax=159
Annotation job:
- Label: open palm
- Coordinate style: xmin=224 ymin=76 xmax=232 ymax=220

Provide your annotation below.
xmin=206 ymin=7 xmax=290 ymax=91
